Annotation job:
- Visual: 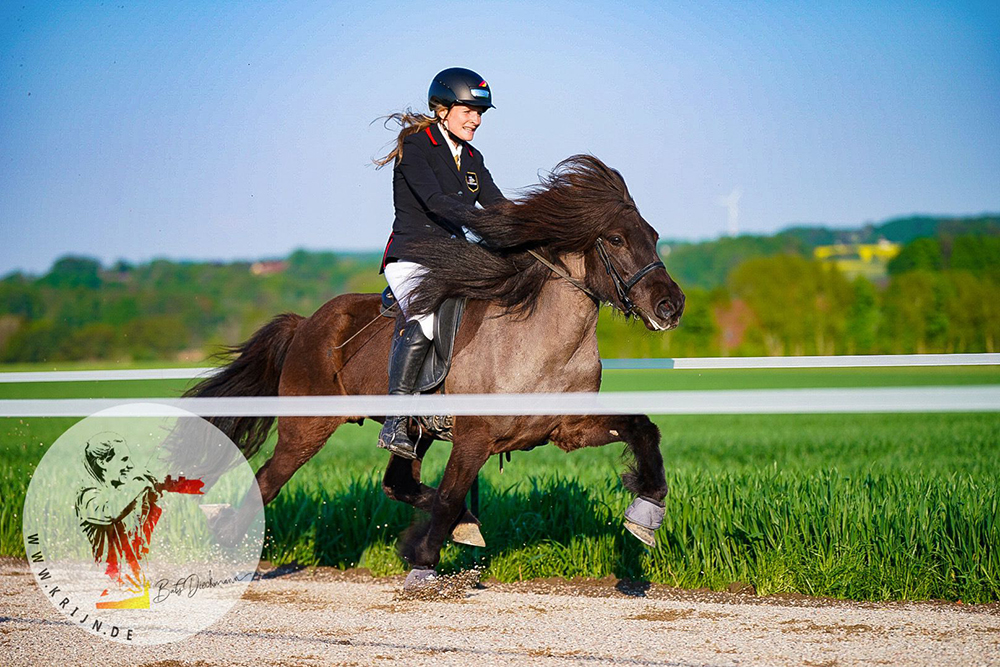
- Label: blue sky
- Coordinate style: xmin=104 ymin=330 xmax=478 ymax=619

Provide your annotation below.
xmin=1 ymin=1 xmax=998 ymax=275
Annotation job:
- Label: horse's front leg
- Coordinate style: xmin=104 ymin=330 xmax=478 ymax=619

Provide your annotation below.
xmin=552 ymin=414 xmax=667 ymax=546
xmin=400 ymin=440 xmax=490 ymax=584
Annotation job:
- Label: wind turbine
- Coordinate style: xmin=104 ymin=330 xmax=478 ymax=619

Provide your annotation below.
xmin=717 ymin=187 xmax=742 ymax=237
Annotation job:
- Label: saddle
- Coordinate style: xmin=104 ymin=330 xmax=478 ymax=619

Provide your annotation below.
xmin=381 ymin=287 xmax=466 ymax=394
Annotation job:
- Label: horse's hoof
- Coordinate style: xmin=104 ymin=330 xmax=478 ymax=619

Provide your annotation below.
xmin=403 ymin=568 xmax=438 ymax=591
xmin=624 ymin=519 xmax=656 ymax=547
xmin=199 ymin=503 xmax=232 ymax=523
xmin=451 ymin=522 xmax=486 ymax=547
xmin=203 ymin=504 xmax=240 ymax=548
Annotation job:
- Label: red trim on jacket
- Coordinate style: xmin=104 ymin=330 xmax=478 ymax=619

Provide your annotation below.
xmin=381 ymin=233 xmax=394 ymax=271
xmin=424 ymin=127 xmax=438 ymax=146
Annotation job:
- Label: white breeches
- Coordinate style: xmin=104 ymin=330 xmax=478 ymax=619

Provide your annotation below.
xmin=383 ymin=261 xmax=435 ymax=340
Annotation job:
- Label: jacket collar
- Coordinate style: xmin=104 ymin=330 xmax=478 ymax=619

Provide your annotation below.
xmin=424 ymin=125 xmax=475 ymax=159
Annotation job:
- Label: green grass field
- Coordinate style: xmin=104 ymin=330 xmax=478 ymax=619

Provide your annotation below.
xmin=2 ymin=365 xmax=998 ymax=602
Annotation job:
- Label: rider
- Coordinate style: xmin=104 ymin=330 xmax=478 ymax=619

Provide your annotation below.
xmin=374 ymin=67 xmax=506 ymax=459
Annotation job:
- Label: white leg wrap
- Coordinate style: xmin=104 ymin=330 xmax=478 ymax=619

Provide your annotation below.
xmin=624 ymin=496 xmax=665 ymax=531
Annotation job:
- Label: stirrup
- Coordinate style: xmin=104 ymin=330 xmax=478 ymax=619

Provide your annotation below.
xmin=378 ymin=416 xmax=419 ymax=460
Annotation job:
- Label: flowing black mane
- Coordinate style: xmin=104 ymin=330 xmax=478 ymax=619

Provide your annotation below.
xmin=407 ymin=154 xmax=636 ymax=316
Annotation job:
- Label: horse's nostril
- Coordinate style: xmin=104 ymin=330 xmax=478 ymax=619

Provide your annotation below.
xmin=656 ymin=300 xmax=674 ymax=321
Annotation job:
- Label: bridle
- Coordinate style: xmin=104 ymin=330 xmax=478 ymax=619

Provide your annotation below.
xmin=527 ymin=237 xmax=665 ymax=317
xmin=594 ymin=237 xmax=665 ymax=317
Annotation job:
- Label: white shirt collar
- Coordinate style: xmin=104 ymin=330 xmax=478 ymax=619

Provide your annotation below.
xmin=436 ymin=122 xmax=462 ymax=165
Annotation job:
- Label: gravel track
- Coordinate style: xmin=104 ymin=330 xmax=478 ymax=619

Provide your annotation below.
xmin=2 ymin=558 xmax=998 ymax=666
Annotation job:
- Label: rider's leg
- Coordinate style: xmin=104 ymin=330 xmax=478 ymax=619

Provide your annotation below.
xmin=379 ymin=262 xmax=435 ymax=459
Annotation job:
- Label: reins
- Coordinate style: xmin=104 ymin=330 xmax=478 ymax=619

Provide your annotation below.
xmin=525 ymin=248 xmax=601 ymax=303
xmin=330 ymin=305 xmax=397 ymax=350
xmin=527 ymin=239 xmax=665 ymax=317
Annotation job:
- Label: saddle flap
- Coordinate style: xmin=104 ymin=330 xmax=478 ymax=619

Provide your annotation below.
xmin=414 ymin=296 xmax=466 ymax=394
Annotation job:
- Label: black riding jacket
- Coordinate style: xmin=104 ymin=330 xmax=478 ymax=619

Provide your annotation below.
xmin=381 ymin=124 xmax=505 ymax=271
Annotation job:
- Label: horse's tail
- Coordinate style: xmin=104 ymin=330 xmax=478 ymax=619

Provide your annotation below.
xmin=184 ymin=312 xmax=305 ymax=458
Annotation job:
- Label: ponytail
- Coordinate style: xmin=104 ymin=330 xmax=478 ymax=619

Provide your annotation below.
xmin=372 ymin=105 xmax=448 ymax=168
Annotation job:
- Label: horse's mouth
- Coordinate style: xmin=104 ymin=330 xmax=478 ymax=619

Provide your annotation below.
xmin=638 ymin=308 xmax=680 ymax=332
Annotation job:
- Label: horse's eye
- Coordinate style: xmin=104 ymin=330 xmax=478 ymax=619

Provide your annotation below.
xmin=609 ymin=235 xmax=624 ymax=247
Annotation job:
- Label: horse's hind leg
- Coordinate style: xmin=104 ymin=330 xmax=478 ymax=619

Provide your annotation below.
xmin=381 ymin=435 xmax=484 ymax=547
xmin=257 ymin=415 xmax=345 ymax=504
xmin=400 ymin=441 xmax=491 ymax=573
xmin=218 ymin=415 xmax=344 ymax=546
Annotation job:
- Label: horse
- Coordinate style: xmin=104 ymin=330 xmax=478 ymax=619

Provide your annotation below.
xmin=186 ymin=155 xmax=685 ymax=585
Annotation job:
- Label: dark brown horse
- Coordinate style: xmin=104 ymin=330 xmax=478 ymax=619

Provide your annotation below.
xmin=186 ymin=155 xmax=685 ymax=583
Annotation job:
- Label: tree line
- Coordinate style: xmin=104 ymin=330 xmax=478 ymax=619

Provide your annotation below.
xmin=2 ymin=222 xmax=999 ymax=363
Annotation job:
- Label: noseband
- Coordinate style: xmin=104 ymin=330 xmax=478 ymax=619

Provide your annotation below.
xmin=594 ymin=237 xmax=665 ymax=317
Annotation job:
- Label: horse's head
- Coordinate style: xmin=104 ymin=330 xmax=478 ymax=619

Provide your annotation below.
xmin=539 ymin=155 xmax=684 ymax=330
xmin=586 ymin=213 xmax=685 ymax=330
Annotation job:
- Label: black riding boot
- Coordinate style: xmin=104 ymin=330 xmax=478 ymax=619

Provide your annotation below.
xmin=378 ymin=319 xmax=433 ymax=459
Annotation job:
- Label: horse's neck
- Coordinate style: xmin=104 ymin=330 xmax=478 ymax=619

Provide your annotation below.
xmin=530 ymin=253 xmax=600 ymax=355
xmin=452 ymin=253 xmax=602 ymax=394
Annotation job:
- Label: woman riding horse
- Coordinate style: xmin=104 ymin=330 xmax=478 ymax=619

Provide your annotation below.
xmin=186 ymin=155 xmax=685 ymax=588
xmin=374 ymin=67 xmax=507 ymax=460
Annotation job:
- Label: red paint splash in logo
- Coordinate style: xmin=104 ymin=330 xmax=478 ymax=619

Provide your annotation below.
xmin=92 ymin=475 xmax=204 ymax=610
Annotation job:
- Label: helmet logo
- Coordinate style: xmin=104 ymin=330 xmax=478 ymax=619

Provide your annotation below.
xmin=479 ymin=80 xmax=488 ymax=87
xmin=470 ymin=89 xmax=490 ymax=99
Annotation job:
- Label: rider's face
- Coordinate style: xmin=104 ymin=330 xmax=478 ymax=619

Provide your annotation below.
xmin=101 ymin=440 xmax=134 ymax=485
xmin=440 ymin=104 xmax=485 ymax=142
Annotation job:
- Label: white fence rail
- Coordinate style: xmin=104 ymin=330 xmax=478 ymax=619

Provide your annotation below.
xmin=2 ymin=353 xmax=998 ymax=384
xmin=3 ymin=354 xmax=997 ymax=417
xmin=1 ymin=386 xmax=998 ymax=417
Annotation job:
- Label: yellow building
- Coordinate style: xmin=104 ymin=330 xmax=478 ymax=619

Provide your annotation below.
xmin=813 ymin=240 xmax=900 ymax=279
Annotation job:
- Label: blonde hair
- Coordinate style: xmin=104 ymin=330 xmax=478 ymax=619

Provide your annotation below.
xmin=372 ymin=105 xmax=449 ymax=169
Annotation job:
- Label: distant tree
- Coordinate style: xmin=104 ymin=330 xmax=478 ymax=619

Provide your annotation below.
xmin=845 ymin=277 xmax=879 ymax=354
xmin=729 ymin=255 xmax=853 ymax=356
xmin=873 ymin=216 xmax=943 ymax=244
xmin=666 ymin=235 xmax=807 ymax=290
xmin=1 ymin=320 xmax=66 ymax=362
xmin=0 ymin=276 xmax=43 ymax=319
xmin=40 ymin=256 xmax=103 ymax=289
xmin=887 ymin=238 xmax=943 ymax=275
xmin=64 ymin=323 xmax=119 ymax=360
xmin=879 ymin=271 xmax=949 ymax=353
xmin=123 ymin=316 xmax=189 ymax=360
xmin=949 ymin=236 xmax=1000 ymax=276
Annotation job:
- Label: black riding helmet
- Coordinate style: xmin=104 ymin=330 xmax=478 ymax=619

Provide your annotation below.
xmin=428 ymin=67 xmax=494 ymax=111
